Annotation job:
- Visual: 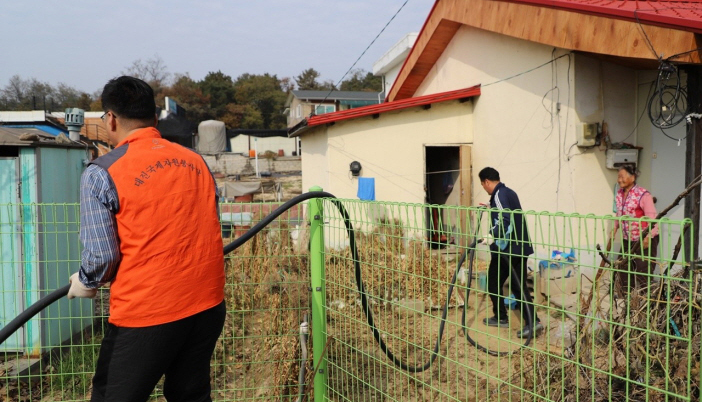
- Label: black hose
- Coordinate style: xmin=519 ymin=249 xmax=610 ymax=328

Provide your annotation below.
xmin=332 ymin=198 xmax=456 ymax=372
xmin=458 ymin=248 xmax=535 ymax=357
xmin=335 ymin=204 xmax=534 ymax=370
xmin=0 ymin=285 xmax=70 ymax=346
xmin=223 ymin=191 xmax=334 ymax=255
xmin=0 ymin=191 xmax=334 ymax=347
xmin=0 ymin=191 xmax=536 ymax=372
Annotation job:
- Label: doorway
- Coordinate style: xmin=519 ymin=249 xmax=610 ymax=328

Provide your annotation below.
xmin=424 ymin=145 xmax=472 ymax=248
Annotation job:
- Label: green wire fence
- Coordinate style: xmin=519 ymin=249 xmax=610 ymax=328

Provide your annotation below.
xmin=0 ymin=198 xmax=699 ymax=401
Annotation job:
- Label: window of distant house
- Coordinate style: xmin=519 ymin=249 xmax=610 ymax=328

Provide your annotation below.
xmin=315 ymin=105 xmax=335 ymax=115
xmin=296 ymin=105 xmax=302 ymax=118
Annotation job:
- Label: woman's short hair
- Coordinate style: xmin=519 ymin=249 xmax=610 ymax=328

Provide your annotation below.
xmin=618 ymin=164 xmax=639 ymax=178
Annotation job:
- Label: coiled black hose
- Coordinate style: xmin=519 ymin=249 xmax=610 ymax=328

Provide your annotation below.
xmin=0 ymin=191 xmax=535 ymax=371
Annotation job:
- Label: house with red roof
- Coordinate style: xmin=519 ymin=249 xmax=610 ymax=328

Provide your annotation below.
xmin=290 ymin=0 xmax=702 ymax=250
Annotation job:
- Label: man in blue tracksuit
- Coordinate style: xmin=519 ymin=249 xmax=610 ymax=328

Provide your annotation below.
xmin=478 ymin=167 xmax=542 ymax=338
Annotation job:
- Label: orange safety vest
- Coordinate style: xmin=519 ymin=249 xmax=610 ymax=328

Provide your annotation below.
xmin=90 ymin=127 xmax=224 ymax=327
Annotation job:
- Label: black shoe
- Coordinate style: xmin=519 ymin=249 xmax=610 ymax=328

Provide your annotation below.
xmin=483 ymin=316 xmax=509 ymax=328
xmin=516 ymin=321 xmax=544 ymax=339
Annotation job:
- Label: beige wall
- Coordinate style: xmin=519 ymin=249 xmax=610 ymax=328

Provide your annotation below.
xmin=288 ymin=97 xmax=337 ymax=128
xmin=300 ymin=100 xmax=473 ymax=204
xmin=229 ymin=135 xmax=297 ymax=156
xmin=300 ymin=128 xmax=330 ymax=192
xmin=298 ymin=24 xmax=686 ymax=267
xmin=288 ymin=97 xmax=310 ymax=127
xmin=412 ymin=25 xmax=643 ymax=217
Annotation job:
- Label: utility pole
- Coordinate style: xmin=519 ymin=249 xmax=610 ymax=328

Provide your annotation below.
xmin=683 ymin=66 xmax=702 ymax=260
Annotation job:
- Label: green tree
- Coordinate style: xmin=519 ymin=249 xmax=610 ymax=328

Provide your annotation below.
xmin=294 ymin=68 xmax=321 ymax=90
xmin=340 ymin=69 xmax=382 ymax=92
xmin=233 ymin=73 xmax=288 ymax=129
xmin=162 ymin=73 xmax=211 ymax=122
xmin=220 ymin=104 xmax=263 ymax=129
xmin=199 ymin=71 xmax=235 ymax=118
xmin=76 ymin=93 xmax=93 ymax=110
xmin=294 ymin=68 xmax=335 ymax=91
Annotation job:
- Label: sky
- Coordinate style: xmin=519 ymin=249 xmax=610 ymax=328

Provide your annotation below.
xmin=0 ymin=0 xmax=434 ymax=95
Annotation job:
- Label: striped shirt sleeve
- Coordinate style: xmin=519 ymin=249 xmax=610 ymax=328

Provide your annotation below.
xmin=79 ymin=164 xmax=121 ymax=288
xmin=490 ymin=189 xmax=512 ymax=238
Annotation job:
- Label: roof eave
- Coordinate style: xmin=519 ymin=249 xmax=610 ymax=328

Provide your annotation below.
xmin=287 ymin=119 xmax=310 ymax=138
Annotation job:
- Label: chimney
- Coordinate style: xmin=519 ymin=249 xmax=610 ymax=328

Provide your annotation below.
xmin=64 ymin=108 xmax=85 ymax=141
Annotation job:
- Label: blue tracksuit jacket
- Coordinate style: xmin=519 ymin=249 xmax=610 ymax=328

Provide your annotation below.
xmin=488 ymin=182 xmax=534 ymax=257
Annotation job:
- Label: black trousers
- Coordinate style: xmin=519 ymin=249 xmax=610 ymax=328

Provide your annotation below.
xmin=91 ymin=300 xmax=226 ymax=402
xmin=487 ymin=253 xmax=539 ymax=325
xmin=616 ymin=237 xmax=660 ymax=293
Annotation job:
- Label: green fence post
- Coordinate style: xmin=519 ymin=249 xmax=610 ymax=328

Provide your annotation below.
xmin=309 ymin=186 xmax=328 ymax=401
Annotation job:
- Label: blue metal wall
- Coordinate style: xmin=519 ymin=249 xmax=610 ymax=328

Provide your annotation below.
xmin=0 ymin=146 xmax=91 ymax=353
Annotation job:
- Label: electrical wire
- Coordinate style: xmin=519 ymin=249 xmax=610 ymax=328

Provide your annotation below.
xmin=659 ymin=127 xmax=686 ymax=142
xmin=667 ymin=46 xmax=702 ymax=61
xmin=633 ymin=10 xmax=660 ymax=60
xmin=620 ymin=80 xmax=656 ymax=143
xmin=316 ymin=0 xmax=409 ymax=108
xmin=483 ymin=54 xmax=570 ymax=88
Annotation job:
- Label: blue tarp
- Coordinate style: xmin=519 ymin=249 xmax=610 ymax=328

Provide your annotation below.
xmin=357 ymin=177 xmax=375 ymax=201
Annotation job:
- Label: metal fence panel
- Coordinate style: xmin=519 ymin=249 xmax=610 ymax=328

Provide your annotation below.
xmin=0 ymin=199 xmax=699 ymax=402
xmin=320 ymin=199 xmax=698 ymax=402
xmin=1 ymin=202 xmax=310 ymax=402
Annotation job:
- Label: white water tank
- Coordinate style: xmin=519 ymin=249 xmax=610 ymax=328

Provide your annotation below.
xmin=197 ymin=120 xmax=227 ymax=153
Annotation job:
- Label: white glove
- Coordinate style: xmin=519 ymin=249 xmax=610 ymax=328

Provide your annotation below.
xmin=479 ymin=234 xmax=494 ymax=246
xmin=67 ymin=273 xmax=97 ymax=299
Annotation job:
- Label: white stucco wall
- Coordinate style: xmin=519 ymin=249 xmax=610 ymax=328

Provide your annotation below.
xmin=300 ymin=128 xmax=330 ymax=192
xmin=300 ymin=100 xmax=473 ymax=204
xmin=295 ymin=22 xmax=691 ymax=269
xmin=228 ymin=135 xmax=297 ymax=156
xmin=413 ymin=26 xmax=644 ymax=217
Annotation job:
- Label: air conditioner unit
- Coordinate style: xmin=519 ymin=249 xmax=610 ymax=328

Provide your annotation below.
xmin=606 ymin=149 xmax=639 ymax=169
xmin=577 ymin=122 xmax=597 ymax=147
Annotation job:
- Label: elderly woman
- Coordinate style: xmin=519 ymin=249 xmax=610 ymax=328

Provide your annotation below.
xmin=611 ymin=164 xmax=659 ymax=292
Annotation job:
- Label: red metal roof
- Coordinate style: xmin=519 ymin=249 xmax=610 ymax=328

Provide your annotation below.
xmin=506 ymin=0 xmax=702 ymax=33
xmin=293 ymin=85 xmax=481 ymax=134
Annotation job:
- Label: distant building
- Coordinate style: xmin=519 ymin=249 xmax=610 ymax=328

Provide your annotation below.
xmin=372 ymin=33 xmax=418 ymax=97
xmin=284 ymin=90 xmax=382 ymax=128
xmin=0 ymin=110 xmax=68 ymax=136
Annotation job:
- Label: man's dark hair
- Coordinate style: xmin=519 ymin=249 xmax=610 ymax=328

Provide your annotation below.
xmin=101 ymin=76 xmax=156 ymax=121
xmin=478 ymin=167 xmax=500 ymax=182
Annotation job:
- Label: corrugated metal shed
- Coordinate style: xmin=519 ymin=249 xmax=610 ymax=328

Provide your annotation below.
xmin=0 ymin=127 xmax=91 ymax=353
xmin=0 ymin=111 xmax=69 ymax=136
xmin=0 ymin=127 xmax=83 ymax=148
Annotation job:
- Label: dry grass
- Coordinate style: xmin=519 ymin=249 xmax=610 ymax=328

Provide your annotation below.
xmin=520 ymin=269 xmax=702 ymax=402
xmin=216 ymin=213 xmax=309 ymax=400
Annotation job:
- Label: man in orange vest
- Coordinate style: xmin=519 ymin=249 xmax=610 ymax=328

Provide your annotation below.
xmin=67 ymin=76 xmax=225 ymax=402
